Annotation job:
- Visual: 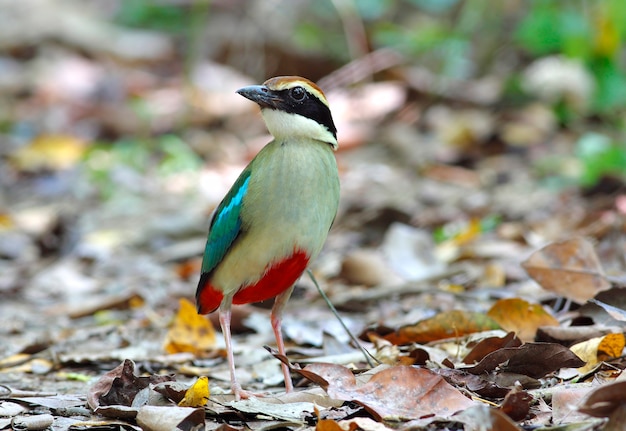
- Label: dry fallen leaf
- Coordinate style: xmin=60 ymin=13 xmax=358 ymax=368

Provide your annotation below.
xmin=163 ymin=298 xmax=216 ymax=355
xmin=87 ymin=359 xmax=174 ymax=412
xmin=487 ymin=298 xmax=559 ymax=342
xmin=317 ymin=417 xmax=391 ymax=431
xmin=465 ymin=343 xmax=585 ymax=379
xmin=454 ymin=404 xmax=523 ymax=431
xmin=178 ymin=376 xmax=209 ymax=407
xmin=499 ymin=385 xmax=532 ymax=421
xmin=579 ymin=381 xmax=626 ymax=417
xmin=136 ymin=405 xmax=205 ymax=431
xmin=588 ymin=297 xmax=626 ymax=322
xmin=463 ymin=331 xmax=522 ymax=365
xmin=384 ymin=310 xmax=501 ymax=345
xmin=570 ymin=333 xmax=626 ymax=374
xmin=551 ymin=385 xmax=597 ymax=424
xmin=436 ymin=368 xmax=510 ymax=398
xmin=298 ymin=364 xmax=474 ymax=420
xmin=522 ymin=237 xmax=610 ymax=303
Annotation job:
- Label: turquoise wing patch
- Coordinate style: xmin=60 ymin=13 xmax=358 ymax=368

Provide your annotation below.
xmin=201 ymin=170 xmax=251 ymax=274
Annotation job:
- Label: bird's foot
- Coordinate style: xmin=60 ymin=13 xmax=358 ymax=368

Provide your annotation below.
xmin=232 ymin=383 xmax=265 ymax=401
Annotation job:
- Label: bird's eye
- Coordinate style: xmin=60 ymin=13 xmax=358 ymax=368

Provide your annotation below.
xmin=290 ymin=86 xmax=306 ymax=101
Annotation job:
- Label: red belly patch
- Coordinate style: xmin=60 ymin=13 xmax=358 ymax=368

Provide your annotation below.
xmin=196 ymin=250 xmax=310 ymax=314
xmin=234 ymin=251 xmax=309 ymax=304
xmin=196 ymin=273 xmax=223 ymax=314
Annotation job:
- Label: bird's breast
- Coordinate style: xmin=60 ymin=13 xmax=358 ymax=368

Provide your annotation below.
xmin=212 ymin=139 xmax=339 ymax=298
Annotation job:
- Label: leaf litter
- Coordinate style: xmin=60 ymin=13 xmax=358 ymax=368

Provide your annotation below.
xmin=2 ymin=2 xmax=626 ymax=431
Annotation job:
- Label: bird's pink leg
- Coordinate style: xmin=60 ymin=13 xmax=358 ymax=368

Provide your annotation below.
xmin=271 ymin=286 xmax=295 ymax=392
xmin=219 ymin=302 xmax=259 ymax=400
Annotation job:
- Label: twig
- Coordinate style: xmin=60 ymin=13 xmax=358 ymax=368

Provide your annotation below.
xmin=306 ymin=269 xmax=379 ymax=367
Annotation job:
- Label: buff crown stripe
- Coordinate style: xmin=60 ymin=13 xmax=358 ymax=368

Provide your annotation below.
xmin=264 ymin=76 xmax=329 ymax=107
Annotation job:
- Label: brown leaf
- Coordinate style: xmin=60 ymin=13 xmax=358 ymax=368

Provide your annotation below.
xmin=578 ymin=381 xmax=626 ymax=417
xmin=152 ymin=381 xmax=189 ymax=405
xmin=536 ymin=324 xmax=618 ymax=346
xmin=487 ymin=298 xmax=559 ymax=342
xmin=455 ymin=404 xmax=523 ymax=431
xmin=499 ymin=385 xmax=532 ymax=421
xmin=294 ymin=362 xmax=357 ymax=392
xmin=384 ymin=310 xmax=501 ymax=345
xmin=588 ymin=287 xmax=626 ymax=322
xmin=465 ymin=343 xmax=585 ymax=378
xmin=552 ymin=385 xmax=596 ymax=423
xmin=522 ymin=237 xmax=610 ymax=303
xmin=87 ymin=360 xmax=174 ymax=411
xmin=298 ymin=364 xmax=474 ymax=420
xmin=463 ymin=332 xmax=522 ymax=364
xmin=436 ymin=368 xmax=511 ymax=398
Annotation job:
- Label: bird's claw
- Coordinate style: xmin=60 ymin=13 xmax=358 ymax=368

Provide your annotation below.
xmin=232 ymin=384 xmax=265 ymax=401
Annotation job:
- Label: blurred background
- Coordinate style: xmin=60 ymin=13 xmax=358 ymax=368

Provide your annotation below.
xmin=1 ymin=0 xmax=626 ymax=333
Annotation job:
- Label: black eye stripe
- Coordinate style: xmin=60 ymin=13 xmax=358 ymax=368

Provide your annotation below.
xmin=269 ymin=88 xmax=337 ymax=140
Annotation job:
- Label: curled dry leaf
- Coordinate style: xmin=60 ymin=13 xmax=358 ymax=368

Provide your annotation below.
xmin=384 ymin=310 xmax=501 ymax=345
xmin=588 ymin=289 xmax=626 ymax=322
xmin=487 ymin=298 xmax=559 ymax=342
xmin=10 ymin=414 xmax=54 ymax=431
xmin=579 ymin=381 xmax=626 ymax=417
xmin=0 ymin=401 xmax=28 ymax=417
xmin=463 ymin=331 xmax=522 ymax=364
xmin=465 ymin=343 xmax=585 ymax=379
xmin=579 ymin=287 xmax=626 ymax=328
xmin=436 ymin=368 xmax=511 ymax=398
xmin=570 ymin=333 xmax=626 ymax=374
xmin=522 ymin=237 xmax=610 ymax=303
xmin=536 ymin=325 xmax=618 ymax=346
xmin=499 ymin=385 xmax=532 ymax=421
xmin=298 ymin=363 xmax=474 ymax=420
xmin=87 ymin=359 xmax=175 ymax=413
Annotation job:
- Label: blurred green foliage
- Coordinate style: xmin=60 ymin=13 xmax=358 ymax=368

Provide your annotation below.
xmin=112 ymin=0 xmax=626 ymax=119
xmin=516 ymin=0 xmax=626 ymax=114
xmin=114 ymin=0 xmax=188 ymax=32
xmin=535 ymin=132 xmax=626 ymax=189
xmin=575 ymin=133 xmax=626 ymax=187
xmin=107 ymin=0 xmax=626 ymax=188
xmin=293 ymin=0 xmax=626 ymax=118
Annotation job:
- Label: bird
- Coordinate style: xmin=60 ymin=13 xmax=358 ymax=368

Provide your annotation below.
xmin=196 ymin=76 xmax=340 ymax=400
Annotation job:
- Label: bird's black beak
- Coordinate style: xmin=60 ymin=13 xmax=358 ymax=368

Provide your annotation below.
xmin=236 ymin=85 xmax=281 ymax=109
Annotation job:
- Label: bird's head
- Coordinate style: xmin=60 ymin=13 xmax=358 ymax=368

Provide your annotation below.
xmin=237 ymin=76 xmax=338 ymax=150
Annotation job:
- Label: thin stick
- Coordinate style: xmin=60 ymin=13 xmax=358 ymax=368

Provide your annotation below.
xmin=307 ymin=269 xmax=379 ymax=367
